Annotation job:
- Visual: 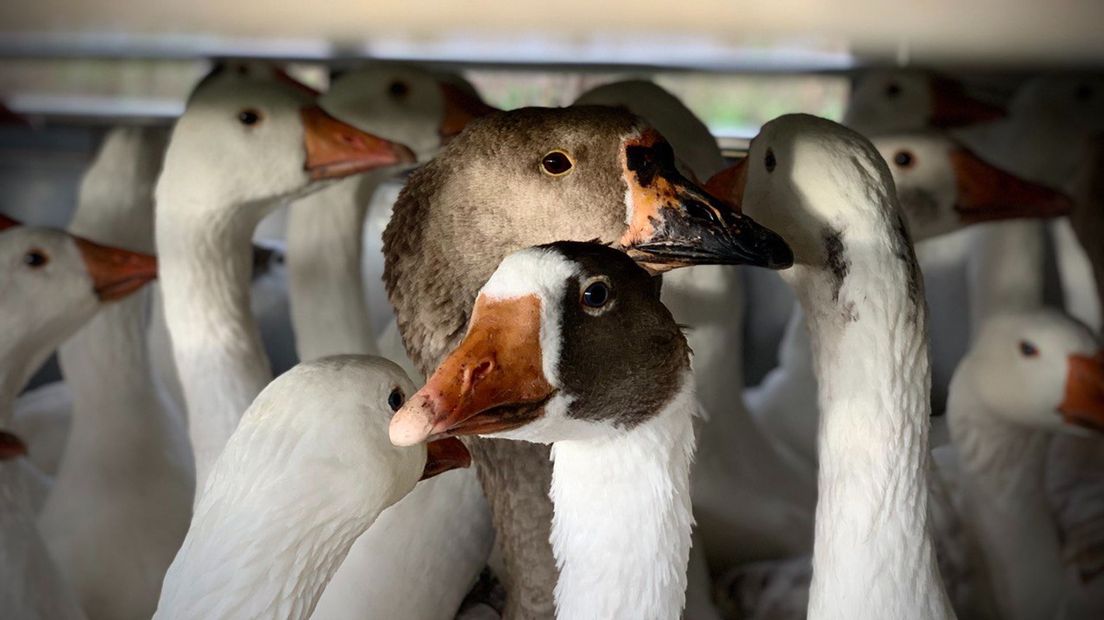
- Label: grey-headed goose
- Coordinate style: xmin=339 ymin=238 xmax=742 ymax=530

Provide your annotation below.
xmin=383 ymin=105 xmax=791 ymax=617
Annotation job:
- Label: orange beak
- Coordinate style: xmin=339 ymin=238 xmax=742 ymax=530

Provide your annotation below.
xmin=437 ymin=82 xmax=498 ymax=144
xmin=951 ymin=148 xmax=1073 ymax=223
xmin=1059 ymin=352 xmax=1104 ymax=433
xmin=73 ymin=236 xmax=158 ymax=302
xmin=929 ymin=76 xmax=1006 ymax=128
xmin=420 ymin=437 xmax=472 ymax=481
xmin=301 ymin=106 xmax=416 ymax=180
xmin=0 ymin=430 xmax=27 ymax=461
xmin=704 ymin=156 xmax=749 ymax=206
xmin=390 ymin=294 xmax=555 ymax=447
xmin=0 ymin=212 xmax=19 ymax=231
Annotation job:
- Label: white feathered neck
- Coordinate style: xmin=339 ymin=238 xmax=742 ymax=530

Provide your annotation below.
xmin=548 ymin=371 xmax=697 ymax=620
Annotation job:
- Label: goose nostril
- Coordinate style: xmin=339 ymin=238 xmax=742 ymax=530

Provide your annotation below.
xmin=684 ymin=200 xmax=720 ymax=226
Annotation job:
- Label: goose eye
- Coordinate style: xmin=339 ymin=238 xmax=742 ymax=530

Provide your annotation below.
xmin=541 ymin=151 xmax=574 ymax=176
xmin=1075 ymin=84 xmax=1094 ymax=102
xmin=764 ymin=148 xmax=777 ymax=173
xmin=893 ymin=150 xmax=915 ymax=168
xmin=237 ymin=109 xmax=262 ymax=126
xmin=885 ymin=82 xmax=902 ymax=98
xmin=388 ymin=81 xmax=410 ymax=98
xmin=23 ymin=249 xmax=48 ymax=268
xmin=581 ymin=279 xmax=611 ymax=310
xmin=1019 ymin=341 xmax=1039 ymax=357
xmin=387 ymin=388 xmax=405 ymax=412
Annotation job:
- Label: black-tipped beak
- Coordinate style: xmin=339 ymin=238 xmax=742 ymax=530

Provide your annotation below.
xmin=619 ymin=132 xmax=793 ymax=272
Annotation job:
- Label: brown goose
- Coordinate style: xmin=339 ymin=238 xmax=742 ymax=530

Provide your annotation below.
xmin=383 ymin=105 xmax=792 ymax=616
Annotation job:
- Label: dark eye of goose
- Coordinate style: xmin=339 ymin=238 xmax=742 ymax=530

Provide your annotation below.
xmin=885 ymin=82 xmax=902 ymax=98
xmin=387 ymin=388 xmax=405 ymax=412
xmin=1019 ymin=340 xmax=1039 ymax=357
xmin=764 ymin=148 xmax=777 ymax=173
xmin=1075 ymin=84 xmax=1094 ymax=102
xmin=541 ymin=151 xmax=574 ymax=176
xmin=581 ymin=280 xmax=611 ymax=310
xmin=388 ymin=81 xmax=410 ymax=98
xmin=893 ymin=150 xmax=915 ymax=168
xmin=23 ymin=249 xmax=48 ymax=268
xmin=238 ymin=109 xmax=262 ymax=126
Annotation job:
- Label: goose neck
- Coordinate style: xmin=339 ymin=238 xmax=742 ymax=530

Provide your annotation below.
xmin=156 ymin=198 xmax=274 ymax=491
xmin=798 ymin=227 xmax=952 ymax=620
xmin=288 ymin=172 xmax=385 ymax=360
xmin=946 ymin=386 xmax=1064 ymax=620
xmin=548 ymin=374 xmax=697 ymax=620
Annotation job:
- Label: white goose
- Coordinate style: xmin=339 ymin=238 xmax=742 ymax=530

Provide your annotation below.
xmin=37 ymin=125 xmax=194 ymax=620
xmin=154 ymin=64 xmax=414 ymax=492
xmin=288 ymin=65 xmax=495 ymax=620
xmin=743 ymin=131 xmax=1073 ymax=469
xmin=391 ymin=241 xmax=699 ymax=620
xmin=153 ymin=355 xmax=471 ymax=620
xmin=947 ymin=310 xmax=1104 ymax=620
xmin=732 ymin=115 xmax=954 ymax=618
xmin=843 ymin=70 xmax=1005 ymax=137
xmin=0 ymin=215 xmax=158 ymax=620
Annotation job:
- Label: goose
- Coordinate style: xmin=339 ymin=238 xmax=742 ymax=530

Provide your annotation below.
xmin=843 ymin=70 xmax=1005 ymax=137
xmin=954 ymin=78 xmax=1104 ymax=586
xmin=35 ymin=125 xmax=194 ymax=620
xmin=383 ymin=105 xmax=792 ymax=617
xmin=740 ymin=131 xmax=1074 ymax=469
xmin=726 ymin=114 xmax=954 ymax=618
xmin=153 ymin=355 xmax=472 ymax=620
xmin=391 ymin=241 xmax=697 ymax=620
xmin=575 ymin=80 xmax=816 ymax=587
xmin=154 ymin=63 xmax=415 ymax=492
xmin=287 ymin=65 xmax=496 ymax=620
xmin=0 ymin=214 xmax=158 ymax=619
xmin=946 ymin=310 xmax=1104 ymax=620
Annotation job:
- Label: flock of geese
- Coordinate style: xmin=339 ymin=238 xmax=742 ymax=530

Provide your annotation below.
xmin=1 ymin=62 xmax=1103 ymax=620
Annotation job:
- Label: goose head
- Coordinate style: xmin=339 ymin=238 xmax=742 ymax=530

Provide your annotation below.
xmin=156 ymin=64 xmax=415 ymax=218
xmin=223 ymin=356 xmax=470 ymax=502
xmin=322 ymin=65 xmax=496 ymax=160
xmin=0 ymin=218 xmax=157 ymax=406
xmin=964 ymin=312 xmax=1104 ymax=435
xmin=844 ymin=70 xmax=1005 ymax=134
xmin=390 ymin=241 xmax=689 ymax=446
xmin=871 ymin=132 xmax=1073 ymax=241
xmin=702 ymin=114 xmax=902 ymax=281
xmin=389 ymin=106 xmax=792 ymax=276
